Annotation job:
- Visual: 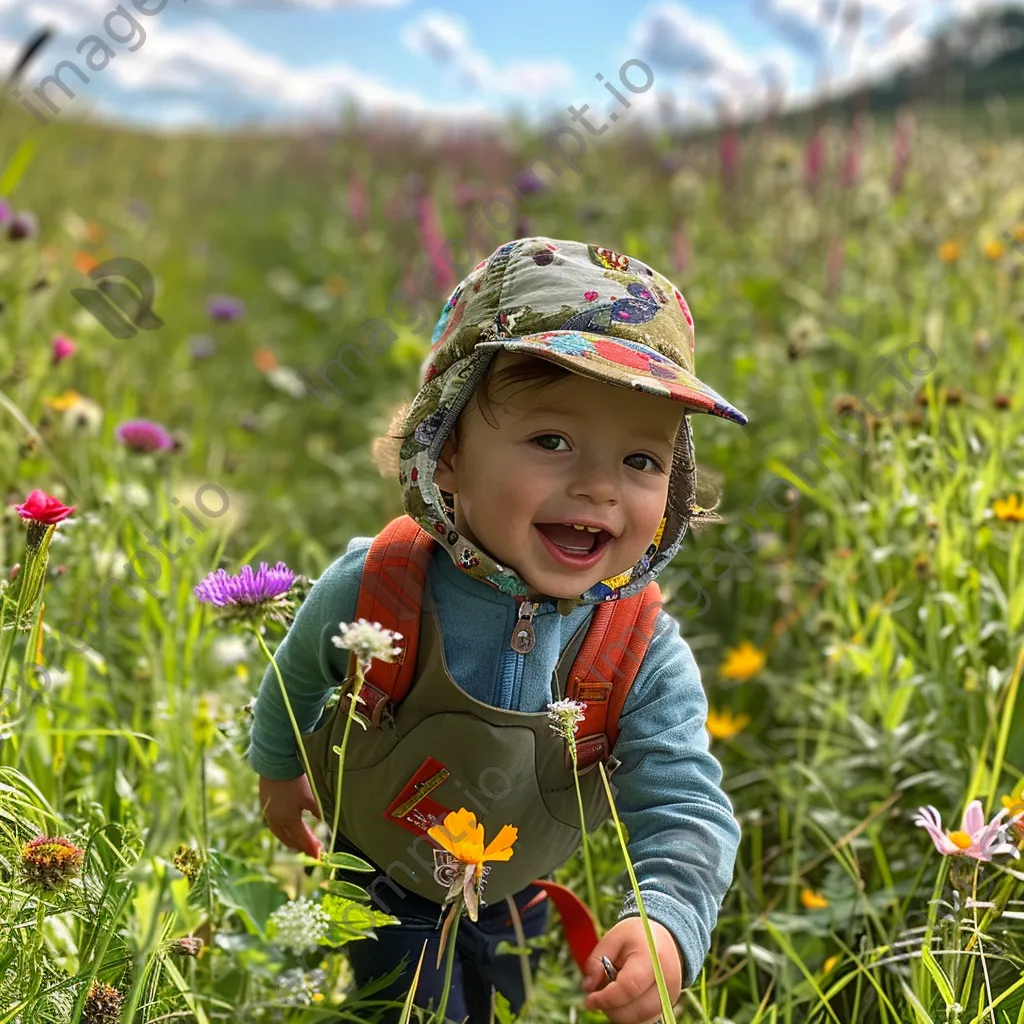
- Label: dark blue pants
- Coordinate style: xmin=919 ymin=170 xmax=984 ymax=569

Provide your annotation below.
xmin=332 ymin=834 xmax=551 ymax=1024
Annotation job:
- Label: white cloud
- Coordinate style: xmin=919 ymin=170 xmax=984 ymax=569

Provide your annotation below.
xmin=31 ymin=18 xmax=503 ymax=128
xmin=400 ymin=9 xmax=467 ymax=66
xmin=628 ymin=4 xmax=804 ymax=120
xmin=401 ymin=8 xmax=573 ymax=98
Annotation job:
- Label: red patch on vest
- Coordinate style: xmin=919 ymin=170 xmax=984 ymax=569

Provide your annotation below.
xmin=384 ymin=756 xmax=456 ymax=839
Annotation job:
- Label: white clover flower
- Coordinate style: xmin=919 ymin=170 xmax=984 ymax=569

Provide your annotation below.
xmin=332 ymin=618 xmax=404 ymax=666
xmin=546 ymin=699 xmax=588 ymax=738
xmin=267 ymin=897 xmax=331 ymax=956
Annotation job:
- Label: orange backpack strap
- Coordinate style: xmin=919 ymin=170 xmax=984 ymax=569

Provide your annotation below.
xmin=564 ymin=582 xmax=663 ymax=770
xmin=339 ymin=515 xmax=434 ymax=728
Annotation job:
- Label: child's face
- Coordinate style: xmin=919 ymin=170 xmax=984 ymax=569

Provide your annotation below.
xmin=434 ymin=351 xmax=684 ymax=600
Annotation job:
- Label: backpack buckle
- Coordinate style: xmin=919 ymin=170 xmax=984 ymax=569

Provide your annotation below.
xmin=566 ymin=732 xmax=609 ymax=772
xmin=341 ymin=682 xmax=389 ymax=728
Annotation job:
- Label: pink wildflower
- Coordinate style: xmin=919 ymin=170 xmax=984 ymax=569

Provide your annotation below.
xmin=804 ymin=126 xmax=825 ymax=195
xmin=914 ymin=800 xmax=1020 ymax=862
xmin=51 ymin=335 xmax=77 ymax=366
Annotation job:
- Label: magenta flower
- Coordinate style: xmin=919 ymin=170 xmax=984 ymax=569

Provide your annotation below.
xmin=207 ymin=295 xmax=246 ymax=322
xmin=115 ymin=419 xmax=175 ymax=454
xmin=803 ymin=127 xmax=825 ymax=195
xmin=348 ymin=171 xmax=368 ymax=227
xmin=914 ymin=800 xmax=1020 ymax=862
xmin=194 ymin=561 xmax=298 ymax=626
xmin=51 ymin=335 xmax=77 ymax=366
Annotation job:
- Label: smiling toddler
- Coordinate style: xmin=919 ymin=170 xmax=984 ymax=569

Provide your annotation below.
xmin=249 ymin=236 xmax=748 ymax=1024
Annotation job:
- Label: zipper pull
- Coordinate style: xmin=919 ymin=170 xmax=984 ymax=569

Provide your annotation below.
xmin=510 ymin=600 xmax=536 ymax=654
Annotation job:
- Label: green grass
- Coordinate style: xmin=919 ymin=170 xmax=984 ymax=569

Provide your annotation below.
xmin=0 ymin=95 xmax=1022 ymax=1023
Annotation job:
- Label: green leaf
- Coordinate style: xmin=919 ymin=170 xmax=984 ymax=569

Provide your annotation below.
xmin=189 ymin=850 xmax=288 ymax=937
xmin=0 ymin=139 xmax=37 ymax=196
xmin=320 ymin=878 xmax=373 ymax=901
xmin=320 ymin=851 xmax=376 ymax=872
xmin=920 ymin=944 xmax=956 ymax=1007
xmin=494 ymin=990 xmax=518 ymax=1024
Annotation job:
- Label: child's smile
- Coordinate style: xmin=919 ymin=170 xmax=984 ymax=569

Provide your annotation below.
xmin=434 ymin=351 xmax=685 ymax=600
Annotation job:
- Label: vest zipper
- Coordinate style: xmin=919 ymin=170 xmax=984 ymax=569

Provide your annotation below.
xmin=509 ymin=599 xmax=537 ymax=654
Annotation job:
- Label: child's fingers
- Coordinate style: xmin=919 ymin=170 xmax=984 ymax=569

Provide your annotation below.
xmin=584 ymin=959 xmax=651 ymax=1015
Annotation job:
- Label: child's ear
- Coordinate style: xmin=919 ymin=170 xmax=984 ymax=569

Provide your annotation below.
xmin=434 ymin=433 xmax=458 ymax=494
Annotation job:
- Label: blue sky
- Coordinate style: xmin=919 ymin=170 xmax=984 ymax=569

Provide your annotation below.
xmin=0 ymin=0 xmax=1014 ymax=131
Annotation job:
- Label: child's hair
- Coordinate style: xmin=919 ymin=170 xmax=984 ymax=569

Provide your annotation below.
xmin=371 ymin=356 xmax=569 ymax=478
xmin=370 ymin=354 xmax=724 ymax=524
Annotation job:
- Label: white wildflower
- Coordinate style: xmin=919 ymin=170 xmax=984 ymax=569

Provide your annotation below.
xmin=267 ymin=897 xmax=331 ymax=956
xmin=332 ymin=619 xmax=404 ymax=666
xmin=212 ymin=635 xmax=250 ymax=667
xmin=546 ymin=699 xmax=588 ymax=738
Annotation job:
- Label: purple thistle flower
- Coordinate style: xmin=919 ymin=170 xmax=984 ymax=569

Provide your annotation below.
xmin=512 ymin=169 xmax=546 ymax=196
xmin=115 ymin=418 xmax=175 ymax=454
xmin=207 ymin=295 xmax=245 ymax=322
xmin=194 ymin=561 xmax=298 ymax=626
xmin=8 ymin=211 xmax=38 ymax=241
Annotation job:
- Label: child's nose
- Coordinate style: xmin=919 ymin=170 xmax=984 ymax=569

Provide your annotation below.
xmin=567 ymin=461 xmax=619 ymax=504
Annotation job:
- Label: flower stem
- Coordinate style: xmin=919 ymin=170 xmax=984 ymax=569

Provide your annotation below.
xmin=251 ymin=626 xmax=325 ymax=850
xmin=329 ymin=664 xmax=365 ymax=870
xmin=569 ymin=745 xmax=600 ymax=929
xmin=434 ymin=901 xmax=462 ymax=1024
xmin=597 ymin=760 xmax=676 ymax=1024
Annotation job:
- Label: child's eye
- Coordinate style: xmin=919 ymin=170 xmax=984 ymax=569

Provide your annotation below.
xmin=532 ymin=434 xmax=569 ymax=452
xmin=626 ymin=453 xmax=664 ymax=474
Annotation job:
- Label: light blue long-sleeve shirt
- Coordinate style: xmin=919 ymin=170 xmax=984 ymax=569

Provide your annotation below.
xmin=248 ymin=535 xmax=740 ymax=987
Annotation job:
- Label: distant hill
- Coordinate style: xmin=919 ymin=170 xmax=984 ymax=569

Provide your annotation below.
xmin=789 ymin=5 xmax=1024 ymax=128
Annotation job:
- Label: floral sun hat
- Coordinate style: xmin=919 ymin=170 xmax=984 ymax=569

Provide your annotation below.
xmin=396 ymin=236 xmax=748 ymax=611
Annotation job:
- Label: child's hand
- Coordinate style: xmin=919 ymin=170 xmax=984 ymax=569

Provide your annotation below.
xmin=258 ymin=774 xmax=323 ymax=859
xmin=579 ymin=918 xmax=683 ymax=1024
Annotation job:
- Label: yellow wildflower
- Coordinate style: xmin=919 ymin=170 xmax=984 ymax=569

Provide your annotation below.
xmin=720 ymin=641 xmax=766 ymax=681
xmin=706 ymin=708 xmax=751 ymax=740
xmin=823 ymin=954 xmax=840 ymax=973
xmin=993 ymin=495 xmax=1024 ymax=523
xmin=938 ymin=240 xmax=961 ymax=264
xmin=801 ymin=887 xmax=829 ymax=910
xmin=191 ymin=697 xmax=216 ymax=746
xmin=45 ymin=389 xmax=86 ymax=412
xmin=983 ymin=240 xmax=1006 ymax=261
xmin=1000 ymin=779 xmax=1024 ymax=828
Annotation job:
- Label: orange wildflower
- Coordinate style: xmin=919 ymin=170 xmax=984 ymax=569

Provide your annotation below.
xmin=428 ymin=807 xmax=517 ymax=923
xmin=253 ymin=348 xmax=279 ymax=373
xmin=983 ymin=240 xmax=1006 ymax=261
xmin=993 ymin=495 xmax=1024 ymax=523
xmin=706 ymin=708 xmax=750 ymax=740
xmin=72 ymin=251 xmax=98 ymax=274
xmin=938 ymin=240 xmax=961 ymax=264
xmin=801 ymin=887 xmax=829 ymax=910
xmin=720 ymin=641 xmax=766 ymax=681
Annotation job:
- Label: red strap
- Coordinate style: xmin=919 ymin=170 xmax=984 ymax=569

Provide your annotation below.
xmin=344 ymin=516 xmax=433 ymax=719
xmin=565 ymin=584 xmax=662 ymax=766
xmin=520 ymin=880 xmax=600 ymax=974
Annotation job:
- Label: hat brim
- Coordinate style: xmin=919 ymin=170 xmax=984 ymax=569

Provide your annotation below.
xmin=475 ymin=331 xmax=748 ymax=427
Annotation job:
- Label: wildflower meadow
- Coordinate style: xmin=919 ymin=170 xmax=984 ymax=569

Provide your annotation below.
xmin=1 ymin=47 xmax=1024 ymax=1024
